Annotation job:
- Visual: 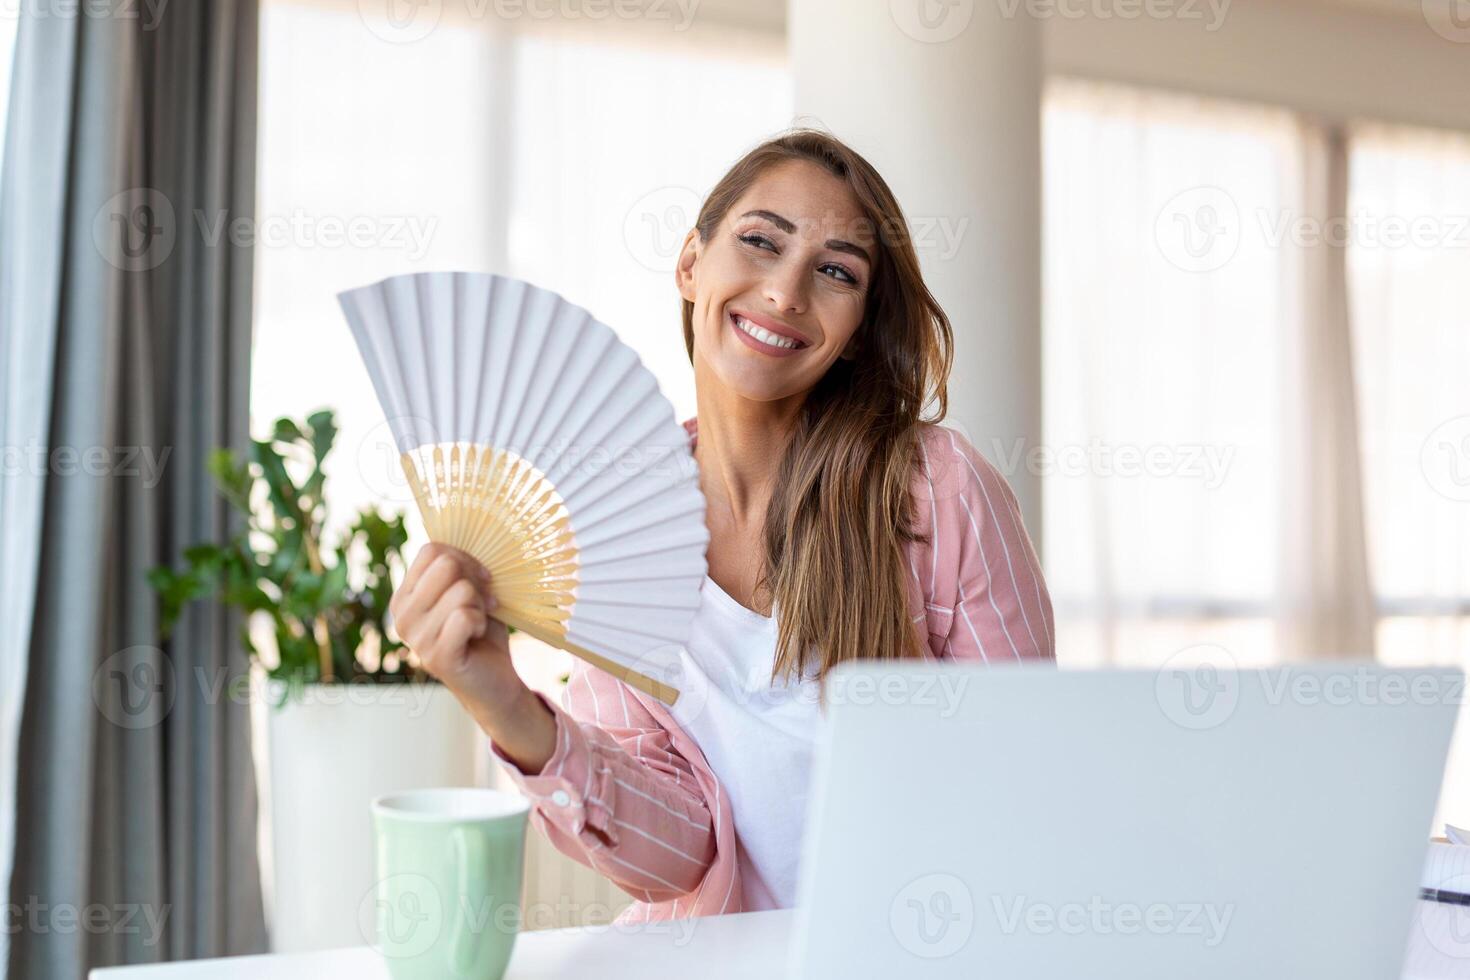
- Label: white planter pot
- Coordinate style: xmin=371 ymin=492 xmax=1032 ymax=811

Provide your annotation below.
xmin=255 ymin=679 xmax=479 ymax=953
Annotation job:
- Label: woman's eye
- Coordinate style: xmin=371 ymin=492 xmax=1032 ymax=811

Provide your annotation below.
xmin=739 ymin=233 xmax=777 ymax=252
xmin=821 ymin=263 xmax=859 ymax=286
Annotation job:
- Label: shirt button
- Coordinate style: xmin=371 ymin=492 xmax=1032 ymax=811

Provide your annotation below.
xmin=550 ymin=790 xmax=571 ymax=807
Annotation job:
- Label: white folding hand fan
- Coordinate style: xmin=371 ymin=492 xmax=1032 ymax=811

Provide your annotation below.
xmin=338 ymin=271 xmax=707 ymax=705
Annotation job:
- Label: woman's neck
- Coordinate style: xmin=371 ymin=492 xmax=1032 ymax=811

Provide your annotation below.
xmin=692 ymin=367 xmax=802 ymax=528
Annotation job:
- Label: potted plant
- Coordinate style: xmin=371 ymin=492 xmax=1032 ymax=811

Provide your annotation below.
xmin=150 ymin=409 xmax=478 ymax=953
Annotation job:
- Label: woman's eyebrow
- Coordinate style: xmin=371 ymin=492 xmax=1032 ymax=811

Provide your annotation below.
xmin=740 ymin=209 xmax=872 ymax=265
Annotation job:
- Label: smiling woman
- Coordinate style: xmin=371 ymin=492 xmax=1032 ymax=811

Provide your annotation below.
xmin=390 ymin=129 xmax=1055 ymax=923
xmin=674 ymin=133 xmax=957 ymax=682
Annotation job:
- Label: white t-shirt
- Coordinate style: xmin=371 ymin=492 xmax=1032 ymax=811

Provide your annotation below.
xmin=667 ymin=575 xmax=823 ymax=910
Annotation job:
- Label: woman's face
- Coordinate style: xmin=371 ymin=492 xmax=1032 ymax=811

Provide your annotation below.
xmin=677 ymin=159 xmax=874 ymax=404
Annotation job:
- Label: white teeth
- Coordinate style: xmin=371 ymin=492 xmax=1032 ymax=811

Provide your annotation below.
xmin=733 ymin=315 xmax=798 ymax=350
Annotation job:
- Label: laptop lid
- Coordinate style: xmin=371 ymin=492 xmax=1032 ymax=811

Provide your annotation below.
xmin=790 ymin=662 xmax=1461 ymax=979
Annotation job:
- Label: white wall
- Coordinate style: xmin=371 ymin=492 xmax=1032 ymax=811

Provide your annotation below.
xmin=1043 ymin=0 xmax=1470 ymax=133
xmin=749 ymin=0 xmax=1470 ymax=134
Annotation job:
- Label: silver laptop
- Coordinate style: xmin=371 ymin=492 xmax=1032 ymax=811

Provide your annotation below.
xmin=790 ymin=662 xmax=1461 ymax=979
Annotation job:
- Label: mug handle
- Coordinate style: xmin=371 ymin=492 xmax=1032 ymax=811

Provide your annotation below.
xmin=448 ymin=826 xmax=489 ymax=976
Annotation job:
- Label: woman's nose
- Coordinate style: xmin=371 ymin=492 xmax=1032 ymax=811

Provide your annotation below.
xmin=762 ymin=260 xmax=808 ymax=315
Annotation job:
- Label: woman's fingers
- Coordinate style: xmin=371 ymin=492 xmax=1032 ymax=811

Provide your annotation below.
xmin=413 ymin=579 xmax=485 ymax=651
xmin=435 ymin=606 xmax=487 ymax=663
xmin=397 ymin=541 xmax=448 ymax=597
xmin=392 ymin=545 xmax=493 ymax=625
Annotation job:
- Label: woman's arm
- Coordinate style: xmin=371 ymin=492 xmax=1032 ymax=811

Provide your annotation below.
xmin=489 ymin=661 xmax=719 ymax=903
xmin=389 ymin=543 xmax=717 ymax=902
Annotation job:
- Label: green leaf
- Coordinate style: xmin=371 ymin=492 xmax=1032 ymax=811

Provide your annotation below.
xmin=183 ymin=543 xmax=226 ymax=567
xmin=272 ymin=417 xmax=306 ymax=444
xmin=251 ymin=439 xmax=298 ymax=523
xmin=306 ymin=409 xmax=337 ymax=465
xmin=321 ymin=560 xmax=349 ymax=606
xmin=162 ymin=408 xmax=415 ymax=688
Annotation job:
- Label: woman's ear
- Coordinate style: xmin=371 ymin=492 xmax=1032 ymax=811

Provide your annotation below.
xmin=674 ymin=229 xmax=701 ymax=303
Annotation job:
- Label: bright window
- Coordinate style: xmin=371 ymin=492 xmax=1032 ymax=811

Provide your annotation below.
xmin=1348 ymin=123 xmax=1470 ymax=824
xmin=1042 ymin=80 xmax=1300 ymax=668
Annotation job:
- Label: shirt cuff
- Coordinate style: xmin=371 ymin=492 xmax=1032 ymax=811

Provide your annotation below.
xmin=488 ymin=689 xmax=617 ymax=846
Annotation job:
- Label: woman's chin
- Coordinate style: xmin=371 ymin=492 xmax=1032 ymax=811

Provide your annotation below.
xmin=711 ymin=363 xmax=804 ymax=404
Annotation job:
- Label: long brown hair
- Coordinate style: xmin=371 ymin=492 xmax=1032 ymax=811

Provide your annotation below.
xmin=681 ymin=129 xmax=954 ymax=685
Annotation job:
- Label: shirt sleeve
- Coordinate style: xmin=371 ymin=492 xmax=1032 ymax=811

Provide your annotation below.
xmin=488 ymin=661 xmax=718 ymax=903
xmin=930 ymin=426 xmax=1055 ymax=664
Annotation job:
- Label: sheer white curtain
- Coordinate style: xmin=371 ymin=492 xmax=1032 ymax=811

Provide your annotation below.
xmin=1043 ymin=80 xmax=1304 ymax=668
xmin=505 ymin=22 xmax=791 ymax=420
xmin=1043 ymin=81 xmax=1467 ymax=823
xmin=254 ymin=0 xmax=508 ymax=543
xmin=1348 ymin=123 xmax=1470 ymax=826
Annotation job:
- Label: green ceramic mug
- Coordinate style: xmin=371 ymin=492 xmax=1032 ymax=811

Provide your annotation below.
xmin=368 ymin=788 xmax=530 ymax=980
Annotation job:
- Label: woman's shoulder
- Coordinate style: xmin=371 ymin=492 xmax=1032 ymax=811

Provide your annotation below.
xmin=906 ymin=421 xmax=1022 ymax=524
xmin=909 ymin=422 xmax=1054 ymax=660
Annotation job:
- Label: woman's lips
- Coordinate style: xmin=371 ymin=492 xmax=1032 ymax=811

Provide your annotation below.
xmin=728 ymin=311 xmax=807 ymax=358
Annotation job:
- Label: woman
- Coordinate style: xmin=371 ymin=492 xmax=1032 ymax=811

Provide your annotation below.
xmin=388 ymin=129 xmax=1053 ymax=923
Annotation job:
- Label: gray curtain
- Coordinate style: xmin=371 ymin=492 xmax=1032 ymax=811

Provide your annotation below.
xmin=0 ymin=2 xmax=265 ymax=978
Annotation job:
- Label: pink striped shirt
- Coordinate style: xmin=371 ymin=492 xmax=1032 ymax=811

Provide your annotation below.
xmin=489 ymin=418 xmax=1054 ymax=923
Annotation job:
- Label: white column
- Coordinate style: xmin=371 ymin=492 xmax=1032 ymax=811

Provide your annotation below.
xmin=789 ymin=0 xmax=1044 ymax=541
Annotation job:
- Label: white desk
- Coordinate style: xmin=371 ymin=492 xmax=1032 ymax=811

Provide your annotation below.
xmin=90 ymin=908 xmax=794 ymax=979
xmin=88 ymin=902 xmax=1462 ymax=979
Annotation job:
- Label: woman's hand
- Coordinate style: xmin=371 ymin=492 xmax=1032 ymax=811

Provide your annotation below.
xmin=390 ymin=543 xmax=557 ymax=774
